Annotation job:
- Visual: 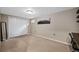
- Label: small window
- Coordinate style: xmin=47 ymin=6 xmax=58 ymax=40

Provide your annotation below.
xmin=37 ymin=18 xmax=51 ymax=24
xmin=38 ymin=20 xmax=50 ymax=24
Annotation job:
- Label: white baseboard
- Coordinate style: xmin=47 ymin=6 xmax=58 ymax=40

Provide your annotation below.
xmin=32 ymin=34 xmax=70 ymax=46
xmin=8 ymin=33 xmax=31 ymax=39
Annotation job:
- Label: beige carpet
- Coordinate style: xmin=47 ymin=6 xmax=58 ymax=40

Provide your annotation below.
xmin=0 ymin=35 xmax=70 ymax=52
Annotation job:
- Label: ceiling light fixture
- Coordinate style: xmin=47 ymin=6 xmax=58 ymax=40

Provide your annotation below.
xmin=25 ymin=9 xmax=33 ymax=15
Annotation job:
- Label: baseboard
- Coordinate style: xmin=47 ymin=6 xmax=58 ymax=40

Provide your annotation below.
xmin=8 ymin=34 xmax=31 ymax=39
xmin=32 ymin=34 xmax=70 ymax=46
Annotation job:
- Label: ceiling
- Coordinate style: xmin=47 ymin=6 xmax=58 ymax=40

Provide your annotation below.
xmin=0 ymin=7 xmax=74 ymax=18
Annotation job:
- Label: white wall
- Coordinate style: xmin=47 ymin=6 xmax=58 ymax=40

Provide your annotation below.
xmin=8 ymin=16 xmax=29 ymax=38
xmin=31 ymin=8 xmax=79 ymax=44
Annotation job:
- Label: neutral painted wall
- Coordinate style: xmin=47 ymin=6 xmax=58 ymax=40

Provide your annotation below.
xmin=0 ymin=14 xmax=8 ymax=22
xmin=0 ymin=14 xmax=30 ymax=38
xmin=31 ymin=8 xmax=79 ymax=43
xmin=8 ymin=16 xmax=30 ymax=38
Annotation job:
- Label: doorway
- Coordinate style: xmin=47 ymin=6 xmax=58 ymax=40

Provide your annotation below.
xmin=0 ymin=22 xmax=8 ymax=42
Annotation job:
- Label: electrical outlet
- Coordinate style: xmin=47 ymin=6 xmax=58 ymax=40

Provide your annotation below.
xmin=53 ymin=33 xmax=56 ymax=36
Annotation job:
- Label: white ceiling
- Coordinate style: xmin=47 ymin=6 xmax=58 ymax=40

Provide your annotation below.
xmin=0 ymin=7 xmax=74 ymax=18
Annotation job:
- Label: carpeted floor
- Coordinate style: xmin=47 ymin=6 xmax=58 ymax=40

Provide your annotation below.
xmin=0 ymin=35 xmax=70 ymax=52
